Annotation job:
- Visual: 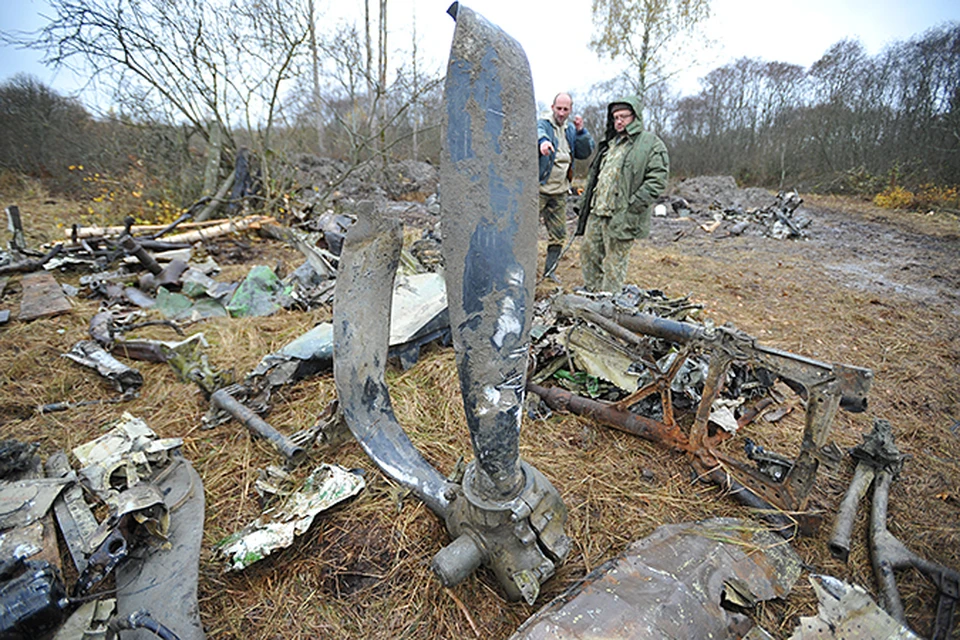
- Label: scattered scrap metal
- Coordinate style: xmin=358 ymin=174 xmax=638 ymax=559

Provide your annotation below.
xmin=665 ymin=184 xmax=811 ymax=239
xmin=829 ymin=419 xmax=960 ymax=639
xmin=787 ymin=575 xmax=921 ymax=640
xmin=511 ymin=518 xmax=803 ymax=639
xmin=216 ymin=464 xmax=365 ymax=571
xmin=2 ymin=5 xmax=958 ymax=640
xmin=0 ymin=414 xmax=204 ymax=639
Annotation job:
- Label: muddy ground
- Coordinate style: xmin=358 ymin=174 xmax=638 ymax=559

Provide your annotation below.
xmin=1 ymin=178 xmax=958 ymax=639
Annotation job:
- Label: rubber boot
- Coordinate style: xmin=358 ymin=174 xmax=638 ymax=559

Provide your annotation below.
xmin=544 ymin=244 xmax=562 ymax=282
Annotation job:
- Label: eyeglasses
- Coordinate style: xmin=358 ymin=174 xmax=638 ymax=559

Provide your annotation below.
xmin=612 ymin=113 xmax=633 ymax=122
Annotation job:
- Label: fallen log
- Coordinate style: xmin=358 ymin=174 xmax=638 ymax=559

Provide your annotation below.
xmin=161 ymin=215 xmax=274 ymax=245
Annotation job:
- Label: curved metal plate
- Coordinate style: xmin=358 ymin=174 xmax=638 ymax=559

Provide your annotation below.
xmin=332 ymin=202 xmax=453 ymax=516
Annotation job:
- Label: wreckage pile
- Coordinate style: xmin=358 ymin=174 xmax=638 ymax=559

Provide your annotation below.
xmin=664 ymin=175 xmax=811 ymax=239
xmin=1 ymin=197 xmax=957 ymax=639
xmin=1 ymin=12 xmax=957 ymax=630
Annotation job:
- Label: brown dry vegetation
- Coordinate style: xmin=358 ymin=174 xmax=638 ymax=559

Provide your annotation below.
xmin=1 ymin=183 xmax=958 ymax=639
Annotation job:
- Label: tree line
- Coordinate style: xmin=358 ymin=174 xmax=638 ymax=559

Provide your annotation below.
xmin=0 ymin=0 xmax=957 ymax=213
xmin=662 ymin=23 xmax=960 ymax=194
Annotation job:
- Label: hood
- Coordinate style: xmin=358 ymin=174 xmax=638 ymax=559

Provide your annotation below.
xmin=604 ymin=95 xmax=644 ymax=140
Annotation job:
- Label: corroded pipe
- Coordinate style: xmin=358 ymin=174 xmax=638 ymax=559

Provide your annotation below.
xmin=527 ymin=383 xmax=688 ymax=450
xmin=120 ymin=234 xmax=163 ymax=275
xmin=211 ymin=388 xmax=306 ymax=466
xmin=554 ymin=294 xmax=703 ymax=344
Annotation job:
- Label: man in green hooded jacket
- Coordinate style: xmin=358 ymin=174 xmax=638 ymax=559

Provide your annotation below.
xmin=575 ymin=96 xmax=669 ymax=292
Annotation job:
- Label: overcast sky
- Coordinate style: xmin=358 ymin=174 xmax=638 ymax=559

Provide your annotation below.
xmin=2 ymin=0 xmax=958 ymax=112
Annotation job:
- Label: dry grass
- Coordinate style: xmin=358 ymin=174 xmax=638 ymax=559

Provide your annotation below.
xmin=2 ymin=183 xmax=958 ymax=639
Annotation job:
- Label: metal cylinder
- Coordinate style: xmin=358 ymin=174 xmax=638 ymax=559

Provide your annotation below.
xmin=431 ymin=533 xmax=484 ymax=588
xmin=120 ymin=235 xmax=163 ymax=275
xmin=211 ymin=388 xmax=306 ymax=466
xmin=828 ymin=462 xmax=875 ymax=562
xmin=554 ymin=294 xmax=704 ymax=344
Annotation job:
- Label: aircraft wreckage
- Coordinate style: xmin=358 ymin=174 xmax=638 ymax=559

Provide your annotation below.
xmin=3 ymin=3 xmax=957 ymax=639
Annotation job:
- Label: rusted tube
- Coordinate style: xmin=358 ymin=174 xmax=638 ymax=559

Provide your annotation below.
xmin=554 ymin=294 xmax=703 ymax=344
xmin=527 ymin=383 xmax=688 ymax=450
xmin=211 ymin=388 xmax=306 ymax=466
xmin=701 ymin=466 xmax=799 ymax=538
xmin=120 ymin=235 xmax=163 ymax=275
xmin=737 ymin=397 xmax=775 ymax=428
xmin=529 ymin=382 xmax=806 ymax=537
xmin=828 ymin=462 xmax=875 ymax=562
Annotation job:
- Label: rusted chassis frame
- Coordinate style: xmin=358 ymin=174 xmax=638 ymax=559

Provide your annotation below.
xmin=530 ymin=294 xmax=873 ymax=536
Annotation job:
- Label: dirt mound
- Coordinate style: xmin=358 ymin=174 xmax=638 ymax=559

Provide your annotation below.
xmin=672 ymin=175 xmax=776 ymax=210
xmin=293 ymin=155 xmax=438 ymax=205
xmin=383 ymin=159 xmax=439 ymax=201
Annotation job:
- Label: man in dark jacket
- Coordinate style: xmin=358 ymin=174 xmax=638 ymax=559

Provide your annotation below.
xmin=538 ymin=92 xmax=595 ymax=279
xmin=575 ymin=96 xmax=669 ymax=292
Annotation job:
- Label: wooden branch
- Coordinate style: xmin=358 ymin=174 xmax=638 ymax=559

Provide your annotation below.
xmin=194 ymin=169 xmax=236 ymax=222
xmin=161 ymin=215 xmax=275 ymax=245
xmin=68 ymin=218 xmax=233 ymax=240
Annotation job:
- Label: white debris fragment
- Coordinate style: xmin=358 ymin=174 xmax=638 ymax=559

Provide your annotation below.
xmin=217 ymin=464 xmax=365 ymax=571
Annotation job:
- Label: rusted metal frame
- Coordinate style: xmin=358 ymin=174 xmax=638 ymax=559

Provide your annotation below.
xmin=526 ymin=383 xmax=689 ymax=451
xmin=525 ymin=380 xmax=809 ymax=535
xmin=677 ymin=329 xmax=856 ymax=532
xmin=564 ymin=304 xmax=687 ymax=434
xmin=546 ymin=293 xmax=872 ymax=534
xmin=612 ymin=342 xmax=692 ymax=435
xmin=689 ymin=345 xmax=812 ymax=516
xmin=627 ymin=319 xmax=807 ymax=520
xmin=682 ymin=347 xmax=808 ymax=531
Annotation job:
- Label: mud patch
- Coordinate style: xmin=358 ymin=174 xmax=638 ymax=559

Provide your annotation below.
xmin=650 ymin=196 xmax=960 ymax=314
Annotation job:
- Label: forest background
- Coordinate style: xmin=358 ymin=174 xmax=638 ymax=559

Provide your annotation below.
xmin=0 ymin=0 xmax=958 ymax=219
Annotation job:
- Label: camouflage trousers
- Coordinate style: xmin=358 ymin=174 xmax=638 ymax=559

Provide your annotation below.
xmin=539 ymin=193 xmax=567 ymax=245
xmin=580 ymin=214 xmax=634 ymax=293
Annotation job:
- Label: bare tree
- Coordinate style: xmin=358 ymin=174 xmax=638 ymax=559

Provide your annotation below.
xmin=16 ymin=0 xmax=312 ymax=207
xmin=590 ymin=0 xmax=711 ymax=105
xmin=308 ymin=0 xmax=324 ymax=154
